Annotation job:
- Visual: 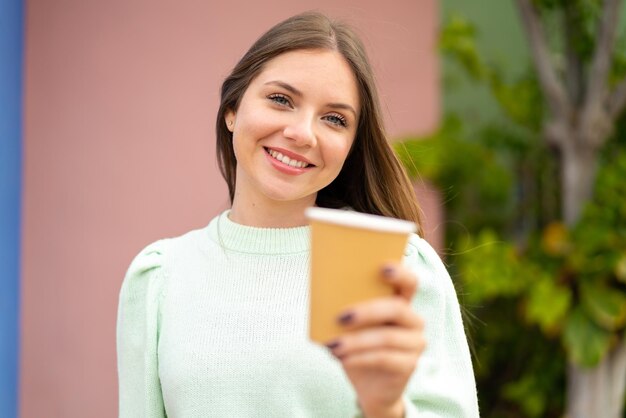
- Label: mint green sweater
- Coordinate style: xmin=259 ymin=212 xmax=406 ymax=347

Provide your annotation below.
xmin=117 ymin=211 xmax=479 ymax=417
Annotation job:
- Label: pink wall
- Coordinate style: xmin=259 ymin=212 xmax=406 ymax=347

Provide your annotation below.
xmin=21 ymin=1 xmax=438 ymax=416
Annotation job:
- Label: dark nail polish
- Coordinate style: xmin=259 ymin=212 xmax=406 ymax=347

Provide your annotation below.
xmin=338 ymin=311 xmax=354 ymax=325
xmin=382 ymin=265 xmax=395 ymax=279
xmin=325 ymin=340 xmax=341 ymax=350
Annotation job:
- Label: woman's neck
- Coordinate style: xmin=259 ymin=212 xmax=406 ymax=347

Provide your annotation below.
xmin=229 ymin=195 xmax=315 ymax=228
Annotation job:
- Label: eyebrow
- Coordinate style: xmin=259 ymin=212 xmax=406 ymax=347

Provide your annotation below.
xmin=264 ymin=80 xmax=358 ymax=118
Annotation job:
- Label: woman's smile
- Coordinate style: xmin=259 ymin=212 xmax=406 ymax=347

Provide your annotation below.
xmin=264 ymin=146 xmax=315 ymax=174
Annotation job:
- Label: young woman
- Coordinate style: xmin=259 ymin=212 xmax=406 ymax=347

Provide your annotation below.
xmin=117 ymin=11 xmax=479 ymax=418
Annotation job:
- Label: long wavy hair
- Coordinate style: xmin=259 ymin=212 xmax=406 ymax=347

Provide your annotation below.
xmin=216 ymin=11 xmax=423 ymax=232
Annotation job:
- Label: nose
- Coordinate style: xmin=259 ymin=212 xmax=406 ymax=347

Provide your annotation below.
xmin=283 ymin=113 xmax=317 ymax=148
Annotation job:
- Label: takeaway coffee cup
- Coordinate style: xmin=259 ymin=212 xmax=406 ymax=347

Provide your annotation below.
xmin=305 ymin=207 xmax=417 ymax=343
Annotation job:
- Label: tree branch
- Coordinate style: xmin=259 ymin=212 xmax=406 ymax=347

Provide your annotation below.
xmin=580 ymin=0 xmax=623 ymax=148
xmin=608 ymin=76 xmax=626 ymax=119
xmin=514 ymin=0 xmax=570 ymax=128
xmin=564 ymin=5 xmax=584 ymax=106
xmin=584 ymin=0 xmax=623 ymax=107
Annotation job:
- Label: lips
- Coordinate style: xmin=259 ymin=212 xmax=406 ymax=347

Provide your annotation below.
xmin=264 ymin=147 xmax=315 ymax=168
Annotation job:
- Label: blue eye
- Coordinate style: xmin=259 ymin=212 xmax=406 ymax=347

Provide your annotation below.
xmin=268 ymin=94 xmax=291 ymax=107
xmin=325 ymin=114 xmax=347 ymax=127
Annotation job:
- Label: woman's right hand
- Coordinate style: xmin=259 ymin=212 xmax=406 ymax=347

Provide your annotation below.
xmin=325 ymin=264 xmax=426 ymax=418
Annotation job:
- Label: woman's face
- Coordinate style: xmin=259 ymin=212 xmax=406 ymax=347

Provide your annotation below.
xmin=225 ymin=49 xmax=360 ymax=209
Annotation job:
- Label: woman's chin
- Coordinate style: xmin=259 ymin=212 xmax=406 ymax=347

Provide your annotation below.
xmin=257 ymin=185 xmax=316 ymax=206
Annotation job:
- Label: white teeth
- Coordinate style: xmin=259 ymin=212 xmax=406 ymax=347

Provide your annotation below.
xmin=267 ymin=148 xmax=309 ymax=168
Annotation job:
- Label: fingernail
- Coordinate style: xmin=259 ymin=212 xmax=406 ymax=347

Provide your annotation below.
xmin=325 ymin=340 xmax=341 ymax=350
xmin=337 ymin=311 xmax=354 ymax=325
xmin=382 ymin=265 xmax=396 ymax=279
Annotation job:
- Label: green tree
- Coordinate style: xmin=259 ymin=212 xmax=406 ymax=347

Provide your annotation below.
xmin=505 ymin=2 xmax=626 ymax=416
xmin=397 ymin=2 xmax=626 ymax=416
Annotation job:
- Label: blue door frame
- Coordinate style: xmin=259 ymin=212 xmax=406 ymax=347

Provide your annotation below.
xmin=0 ymin=0 xmax=24 ymax=416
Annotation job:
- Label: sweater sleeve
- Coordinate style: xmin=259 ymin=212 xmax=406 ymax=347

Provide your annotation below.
xmin=117 ymin=240 xmax=168 ymax=418
xmin=401 ymin=235 xmax=480 ymax=418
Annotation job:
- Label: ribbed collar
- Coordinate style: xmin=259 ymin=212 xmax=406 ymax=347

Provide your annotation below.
xmin=207 ymin=210 xmax=310 ymax=255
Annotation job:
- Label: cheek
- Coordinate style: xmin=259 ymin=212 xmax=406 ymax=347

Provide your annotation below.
xmin=232 ymin=112 xmax=274 ymax=156
xmin=236 ymin=101 xmax=279 ymax=137
xmin=323 ymin=137 xmax=354 ymax=173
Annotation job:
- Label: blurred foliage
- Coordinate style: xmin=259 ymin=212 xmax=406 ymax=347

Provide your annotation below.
xmin=396 ymin=7 xmax=626 ymax=418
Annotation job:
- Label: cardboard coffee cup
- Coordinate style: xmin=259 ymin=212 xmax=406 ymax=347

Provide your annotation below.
xmin=305 ymin=207 xmax=417 ymax=343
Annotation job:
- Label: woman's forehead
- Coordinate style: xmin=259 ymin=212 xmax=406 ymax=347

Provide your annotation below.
xmin=254 ymin=49 xmax=361 ymax=110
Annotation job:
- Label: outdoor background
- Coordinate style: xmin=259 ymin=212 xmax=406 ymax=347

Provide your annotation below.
xmin=2 ymin=0 xmax=625 ymax=417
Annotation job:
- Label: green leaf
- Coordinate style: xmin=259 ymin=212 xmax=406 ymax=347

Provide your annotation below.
xmin=456 ymin=230 xmax=529 ymax=303
xmin=502 ymin=375 xmax=547 ymax=417
xmin=580 ymin=281 xmax=626 ymax=330
xmin=525 ymin=275 xmax=572 ymax=335
xmin=563 ymin=307 xmax=612 ymax=367
xmin=614 ymin=254 xmax=626 ymax=283
xmin=489 ymin=71 xmax=544 ymax=130
xmin=439 ymin=14 xmax=486 ymax=81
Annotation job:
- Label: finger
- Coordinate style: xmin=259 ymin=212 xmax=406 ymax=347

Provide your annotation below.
xmin=381 ymin=263 xmax=418 ymax=302
xmin=339 ymin=349 xmax=420 ymax=375
xmin=327 ymin=328 xmax=425 ymax=358
xmin=337 ymin=298 xmax=424 ymax=331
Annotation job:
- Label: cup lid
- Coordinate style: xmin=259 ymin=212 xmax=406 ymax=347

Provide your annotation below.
xmin=305 ymin=207 xmax=417 ymax=234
